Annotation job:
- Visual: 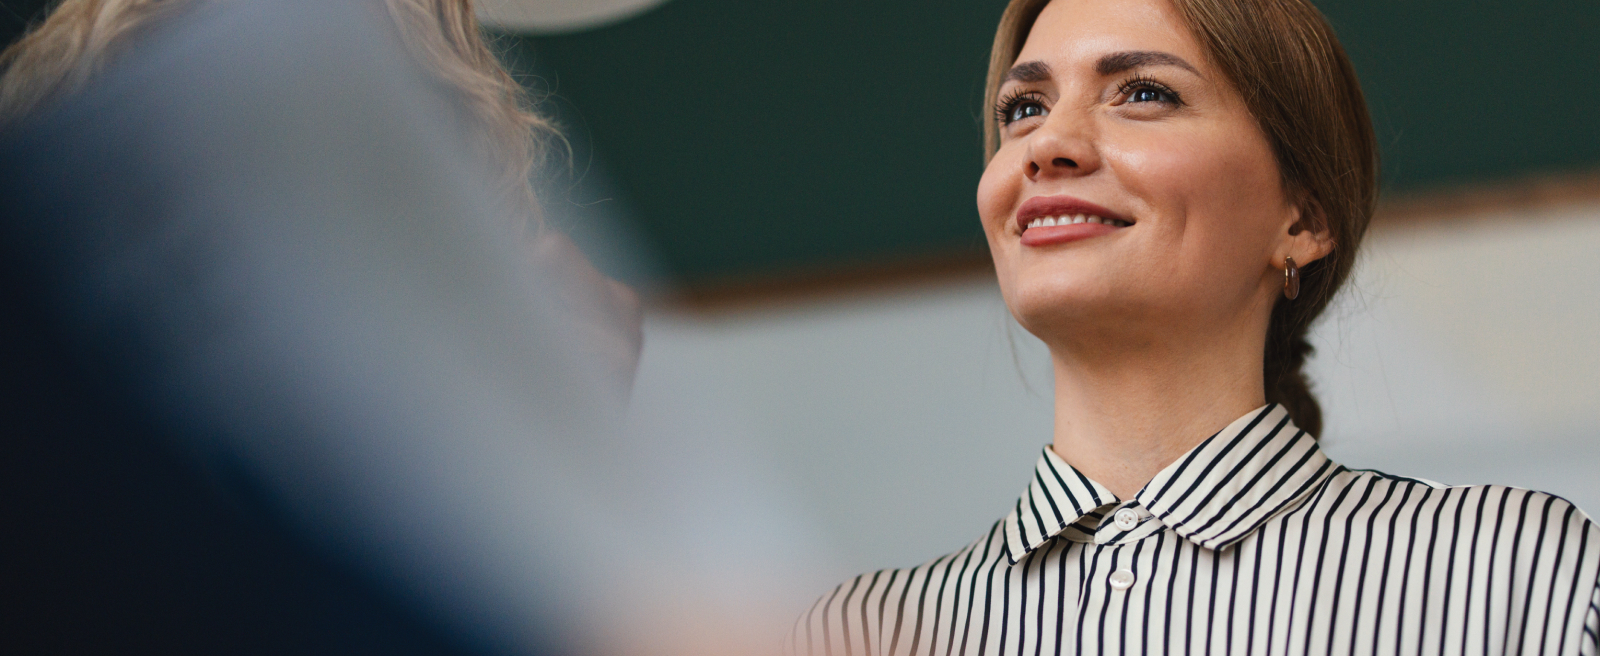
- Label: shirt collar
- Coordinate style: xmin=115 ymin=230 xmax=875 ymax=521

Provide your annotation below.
xmin=1001 ymin=404 xmax=1337 ymax=564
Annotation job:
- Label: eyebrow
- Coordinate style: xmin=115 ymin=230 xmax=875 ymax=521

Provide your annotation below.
xmin=1001 ymin=50 xmax=1202 ymax=88
xmin=1002 ymin=60 xmax=1053 ymax=85
xmin=1094 ymin=50 xmax=1200 ymax=76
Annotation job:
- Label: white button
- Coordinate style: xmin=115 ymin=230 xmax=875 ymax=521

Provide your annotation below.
xmin=1108 ymin=568 xmax=1136 ymax=591
xmin=1113 ymin=508 xmax=1140 ymax=531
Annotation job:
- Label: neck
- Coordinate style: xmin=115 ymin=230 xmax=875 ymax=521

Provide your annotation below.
xmin=1047 ymin=328 xmax=1267 ymax=501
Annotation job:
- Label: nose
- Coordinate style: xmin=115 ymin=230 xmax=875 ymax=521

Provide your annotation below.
xmin=1024 ymin=110 xmax=1101 ymax=181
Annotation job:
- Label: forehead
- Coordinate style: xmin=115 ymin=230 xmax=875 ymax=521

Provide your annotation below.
xmin=1014 ymin=0 xmax=1205 ymax=75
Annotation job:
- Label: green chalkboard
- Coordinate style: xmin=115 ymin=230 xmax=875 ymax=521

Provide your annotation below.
xmin=4 ymin=0 xmax=1594 ymax=286
xmin=519 ymin=0 xmax=1600 ymax=285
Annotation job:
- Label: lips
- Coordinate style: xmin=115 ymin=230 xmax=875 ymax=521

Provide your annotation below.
xmin=1014 ymin=195 xmax=1132 ymax=247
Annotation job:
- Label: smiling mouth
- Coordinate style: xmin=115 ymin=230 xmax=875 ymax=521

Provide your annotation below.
xmin=1014 ymin=195 xmax=1133 ymax=247
xmin=1024 ymin=214 xmax=1131 ymax=229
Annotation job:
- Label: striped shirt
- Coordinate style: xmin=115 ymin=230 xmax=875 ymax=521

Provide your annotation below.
xmin=792 ymin=404 xmax=1600 ymax=655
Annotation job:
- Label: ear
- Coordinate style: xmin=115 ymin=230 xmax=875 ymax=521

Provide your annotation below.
xmin=1277 ymin=194 xmax=1335 ymax=268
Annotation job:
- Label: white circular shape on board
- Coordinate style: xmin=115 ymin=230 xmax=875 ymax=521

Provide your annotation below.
xmin=1108 ymin=569 xmax=1136 ymax=591
xmin=476 ymin=0 xmax=672 ymax=34
xmin=1113 ymin=508 xmax=1140 ymax=531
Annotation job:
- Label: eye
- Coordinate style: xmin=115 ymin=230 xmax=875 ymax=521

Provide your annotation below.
xmin=1128 ymin=87 xmax=1176 ymax=104
xmin=1010 ymin=102 xmax=1047 ymax=123
xmin=1117 ymin=75 xmax=1183 ymax=107
xmin=995 ymin=91 xmax=1050 ymax=126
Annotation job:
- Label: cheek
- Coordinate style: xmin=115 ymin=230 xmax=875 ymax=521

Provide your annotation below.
xmin=976 ymin=152 xmax=1020 ymax=234
xmin=976 ymin=149 xmax=1026 ymax=278
xmin=1112 ymin=124 xmax=1286 ymax=258
xmin=976 ymin=150 xmax=1035 ymax=318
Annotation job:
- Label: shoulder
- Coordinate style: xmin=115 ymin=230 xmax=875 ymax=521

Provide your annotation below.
xmin=1330 ymin=468 xmax=1597 ymax=522
xmin=1315 ymin=468 xmax=1600 ymax=566
xmin=788 ymin=521 xmax=1008 ymax=656
xmin=1323 ymin=467 xmax=1599 ymax=525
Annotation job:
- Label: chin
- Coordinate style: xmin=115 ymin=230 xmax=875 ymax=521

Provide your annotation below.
xmin=1000 ymin=270 xmax=1126 ymax=341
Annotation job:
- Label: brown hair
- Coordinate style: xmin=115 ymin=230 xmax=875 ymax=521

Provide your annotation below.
xmin=0 ymin=0 xmax=558 ymax=229
xmin=983 ymin=0 xmax=1378 ymax=436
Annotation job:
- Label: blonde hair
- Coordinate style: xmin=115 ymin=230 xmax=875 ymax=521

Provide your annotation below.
xmin=0 ymin=0 xmax=558 ymax=229
xmin=984 ymin=0 xmax=1379 ymax=436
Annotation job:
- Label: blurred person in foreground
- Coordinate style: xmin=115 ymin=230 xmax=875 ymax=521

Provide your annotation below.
xmin=0 ymin=0 xmax=808 ymax=654
xmin=0 ymin=0 xmax=643 ymax=389
xmin=793 ymin=1 xmax=1600 ymax=654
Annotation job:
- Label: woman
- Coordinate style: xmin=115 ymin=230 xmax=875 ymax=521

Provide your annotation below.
xmin=0 ymin=0 xmax=642 ymax=390
xmin=0 ymin=1 xmax=660 ymax=652
xmin=794 ymin=0 xmax=1599 ymax=654
xmin=1 ymin=0 xmax=549 ymax=213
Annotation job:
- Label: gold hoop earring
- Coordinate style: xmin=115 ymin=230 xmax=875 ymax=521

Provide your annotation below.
xmin=1283 ymin=257 xmax=1300 ymax=300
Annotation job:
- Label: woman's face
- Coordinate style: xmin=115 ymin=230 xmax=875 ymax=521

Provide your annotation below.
xmin=979 ymin=0 xmax=1311 ymax=346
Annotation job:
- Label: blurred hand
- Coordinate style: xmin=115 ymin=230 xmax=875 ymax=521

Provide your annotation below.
xmin=526 ymin=230 xmax=643 ymax=398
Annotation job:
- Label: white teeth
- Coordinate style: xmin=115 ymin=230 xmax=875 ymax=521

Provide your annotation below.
xmin=1026 ymin=215 xmax=1133 ymax=230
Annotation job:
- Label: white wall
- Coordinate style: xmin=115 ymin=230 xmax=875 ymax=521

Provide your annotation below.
xmin=1306 ymin=203 xmax=1600 ymax=517
xmin=628 ymin=201 xmax=1600 ymax=589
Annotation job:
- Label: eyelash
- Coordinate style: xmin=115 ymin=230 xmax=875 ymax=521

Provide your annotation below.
xmin=993 ymin=89 xmax=1049 ymax=126
xmin=993 ymin=74 xmax=1186 ymax=127
xmin=1116 ymin=74 xmax=1183 ymax=105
